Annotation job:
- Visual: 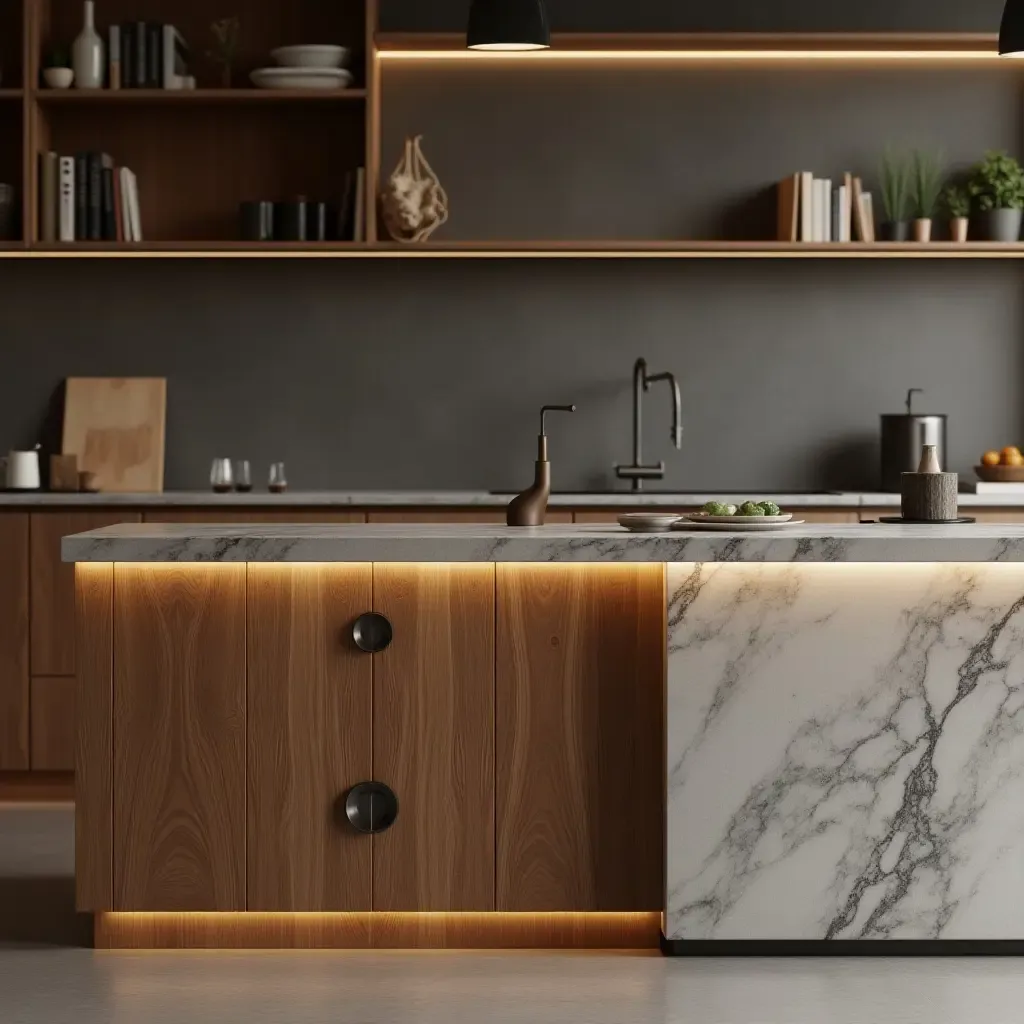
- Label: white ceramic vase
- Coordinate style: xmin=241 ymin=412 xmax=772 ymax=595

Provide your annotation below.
xmin=72 ymin=1 xmax=104 ymax=89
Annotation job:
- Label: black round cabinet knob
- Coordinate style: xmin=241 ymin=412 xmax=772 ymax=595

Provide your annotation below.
xmin=352 ymin=613 xmax=393 ymax=653
xmin=344 ymin=782 xmax=399 ymax=834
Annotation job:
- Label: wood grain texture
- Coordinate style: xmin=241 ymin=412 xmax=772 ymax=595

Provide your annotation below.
xmin=94 ymin=911 xmax=659 ymax=949
xmin=113 ymin=565 xmax=246 ymax=911
xmin=30 ymin=676 xmax=75 ymax=770
xmin=0 ymin=770 xmax=74 ymax=802
xmin=0 ymin=514 xmax=29 ymax=769
xmin=496 ymin=565 xmax=664 ymax=912
xmin=247 ymin=564 xmax=372 ymax=911
xmin=75 ymin=562 xmax=112 ymax=909
xmin=373 ymin=564 xmax=495 ymax=911
xmin=30 ymin=511 xmax=141 ymax=676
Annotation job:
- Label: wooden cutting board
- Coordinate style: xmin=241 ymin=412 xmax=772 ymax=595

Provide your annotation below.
xmin=62 ymin=378 xmax=167 ymax=493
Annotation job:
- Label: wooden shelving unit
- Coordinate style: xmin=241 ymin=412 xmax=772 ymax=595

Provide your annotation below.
xmin=0 ymin=3 xmax=1015 ymax=258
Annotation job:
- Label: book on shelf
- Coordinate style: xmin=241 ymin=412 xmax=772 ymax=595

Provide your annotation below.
xmin=338 ymin=168 xmax=367 ymax=243
xmin=353 ymin=167 xmax=366 ymax=243
xmin=109 ymin=23 xmax=190 ymax=89
xmin=42 ymin=151 xmax=141 ymax=243
xmin=778 ymin=170 xmax=868 ymax=243
xmin=108 ymin=24 xmax=121 ymax=89
xmin=38 ymin=152 xmax=58 ymax=243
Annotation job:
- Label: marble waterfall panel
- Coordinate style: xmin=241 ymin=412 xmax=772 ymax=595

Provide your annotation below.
xmin=666 ymin=562 xmax=1024 ymax=941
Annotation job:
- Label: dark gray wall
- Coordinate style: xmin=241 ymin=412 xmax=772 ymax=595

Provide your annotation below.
xmin=0 ymin=0 xmax=1020 ymax=492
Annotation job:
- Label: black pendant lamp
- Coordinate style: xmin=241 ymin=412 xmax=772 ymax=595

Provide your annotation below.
xmin=1000 ymin=0 xmax=1024 ymax=56
xmin=467 ymin=0 xmax=550 ymax=51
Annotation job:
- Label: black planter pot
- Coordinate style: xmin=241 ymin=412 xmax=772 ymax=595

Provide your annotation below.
xmin=974 ymin=208 xmax=1023 ymax=242
xmin=880 ymin=221 xmax=911 ymax=242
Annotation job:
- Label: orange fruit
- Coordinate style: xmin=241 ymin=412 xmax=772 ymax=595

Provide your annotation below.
xmin=982 ymin=450 xmax=1001 ymax=467
xmin=1005 ymin=451 xmax=1024 ymax=468
xmin=1002 ymin=446 xmax=1022 ymax=461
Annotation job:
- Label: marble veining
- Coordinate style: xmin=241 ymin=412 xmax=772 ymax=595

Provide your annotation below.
xmin=666 ymin=562 xmax=1024 ymax=941
xmin=62 ymin=522 xmax=1024 ymax=563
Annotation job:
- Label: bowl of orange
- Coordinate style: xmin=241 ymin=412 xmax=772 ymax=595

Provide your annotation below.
xmin=976 ymin=447 xmax=1024 ymax=482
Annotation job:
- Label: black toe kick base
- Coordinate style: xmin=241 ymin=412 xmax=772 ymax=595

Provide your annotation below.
xmin=661 ymin=934 xmax=1024 ymax=957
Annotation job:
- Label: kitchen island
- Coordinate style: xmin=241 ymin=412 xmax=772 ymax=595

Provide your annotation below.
xmin=63 ymin=523 xmax=1024 ymax=952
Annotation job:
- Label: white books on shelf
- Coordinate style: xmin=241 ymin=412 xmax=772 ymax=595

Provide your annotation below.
xmin=58 ymin=156 xmax=75 ymax=242
xmin=821 ymin=179 xmax=832 ymax=242
xmin=799 ymin=171 xmax=814 ymax=242
xmin=835 ymin=185 xmax=851 ymax=242
xmin=162 ymin=26 xmax=189 ymax=89
xmin=127 ymin=169 xmax=142 ymax=241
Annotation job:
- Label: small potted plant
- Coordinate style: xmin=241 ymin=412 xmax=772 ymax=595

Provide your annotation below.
xmin=42 ymin=49 xmax=74 ymax=89
xmin=969 ymin=150 xmax=1024 ymax=242
xmin=910 ymin=149 xmax=943 ymax=243
xmin=942 ymin=183 xmax=971 ymax=242
xmin=879 ymin=148 xmax=911 ymax=241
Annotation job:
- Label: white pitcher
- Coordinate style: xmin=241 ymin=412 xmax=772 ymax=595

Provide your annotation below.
xmin=1 ymin=447 xmax=41 ymax=489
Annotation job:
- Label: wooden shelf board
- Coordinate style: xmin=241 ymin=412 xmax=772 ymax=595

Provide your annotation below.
xmin=377 ymin=31 xmax=1004 ymax=60
xmin=11 ymin=241 xmax=1024 ymax=259
xmin=34 ymin=88 xmax=367 ymax=103
xmin=0 ymin=89 xmax=23 ymax=99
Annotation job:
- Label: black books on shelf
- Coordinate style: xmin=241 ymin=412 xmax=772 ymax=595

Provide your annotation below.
xmin=110 ymin=23 xmax=190 ymax=89
xmin=39 ymin=150 xmax=142 ymax=244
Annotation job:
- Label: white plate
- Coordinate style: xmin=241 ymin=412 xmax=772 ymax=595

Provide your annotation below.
xmin=684 ymin=513 xmax=794 ymax=525
xmin=617 ymin=513 xmax=681 ymax=533
xmin=673 ymin=519 xmax=806 ymax=532
xmin=271 ymin=45 xmax=350 ymax=69
xmin=251 ymin=67 xmax=354 ymax=90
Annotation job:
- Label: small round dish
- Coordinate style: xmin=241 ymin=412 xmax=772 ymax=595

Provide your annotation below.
xmin=251 ymin=67 xmax=354 ymax=90
xmin=271 ymin=45 xmax=350 ymax=69
xmin=617 ymin=513 xmax=682 ymax=533
xmin=877 ymin=516 xmax=977 ymax=525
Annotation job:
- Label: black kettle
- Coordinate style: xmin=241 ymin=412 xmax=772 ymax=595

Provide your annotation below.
xmin=880 ymin=388 xmax=948 ymax=492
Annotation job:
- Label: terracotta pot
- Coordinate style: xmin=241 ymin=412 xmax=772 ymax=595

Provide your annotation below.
xmin=913 ymin=218 xmax=933 ymax=243
xmin=950 ymin=217 xmax=969 ymax=243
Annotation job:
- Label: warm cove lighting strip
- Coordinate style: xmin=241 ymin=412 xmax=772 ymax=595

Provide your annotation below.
xmin=378 ymin=49 xmax=1001 ymax=62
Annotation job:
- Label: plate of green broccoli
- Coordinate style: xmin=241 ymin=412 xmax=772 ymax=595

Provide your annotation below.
xmin=678 ymin=500 xmax=798 ymax=528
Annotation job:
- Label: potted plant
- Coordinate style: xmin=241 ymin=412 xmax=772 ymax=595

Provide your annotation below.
xmin=942 ymin=184 xmax=971 ymax=242
xmin=910 ymin=150 xmax=943 ymax=242
xmin=42 ymin=49 xmax=74 ymax=89
xmin=879 ymin=149 xmax=911 ymax=241
xmin=969 ymin=150 xmax=1024 ymax=242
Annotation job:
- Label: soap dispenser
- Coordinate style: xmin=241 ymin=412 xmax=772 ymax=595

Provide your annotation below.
xmin=506 ymin=404 xmax=576 ymax=527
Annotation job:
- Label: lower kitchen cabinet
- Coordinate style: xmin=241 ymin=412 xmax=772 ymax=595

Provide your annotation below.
xmin=30 ymin=512 xmax=141 ymax=677
xmin=112 ymin=564 xmax=247 ymax=911
xmin=30 ymin=677 xmax=76 ymax=770
xmin=247 ymin=564 xmax=372 ymax=912
xmin=495 ymin=565 xmax=664 ymax=912
xmin=373 ymin=564 xmax=495 ymax=911
xmin=0 ymin=513 xmax=29 ymax=770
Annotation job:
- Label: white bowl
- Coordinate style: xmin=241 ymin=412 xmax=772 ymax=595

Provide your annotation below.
xmin=43 ymin=67 xmax=74 ymax=89
xmin=251 ymin=67 xmax=354 ymax=90
xmin=270 ymin=45 xmax=350 ymax=69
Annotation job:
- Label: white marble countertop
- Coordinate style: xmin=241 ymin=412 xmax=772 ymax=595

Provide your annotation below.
xmin=5 ymin=489 xmax=1024 ymax=508
xmin=62 ymin=522 xmax=1024 ymax=564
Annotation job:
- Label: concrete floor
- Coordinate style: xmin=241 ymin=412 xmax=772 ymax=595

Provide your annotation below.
xmin=4 ymin=804 xmax=1024 ymax=1024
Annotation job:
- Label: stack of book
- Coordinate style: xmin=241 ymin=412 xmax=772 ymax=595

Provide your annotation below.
xmin=107 ymin=24 xmax=190 ymax=90
xmin=777 ymin=172 xmax=875 ymax=243
xmin=38 ymin=152 xmax=142 ymax=243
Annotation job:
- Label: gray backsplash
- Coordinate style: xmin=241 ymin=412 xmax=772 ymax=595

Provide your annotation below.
xmin=0 ymin=0 xmax=1019 ymax=493
xmin=2 ymin=260 xmax=1018 ymax=492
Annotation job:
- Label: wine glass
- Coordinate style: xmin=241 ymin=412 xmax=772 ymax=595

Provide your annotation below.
xmin=268 ymin=462 xmax=288 ymax=494
xmin=233 ymin=460 xmax=252 ymax=493
xmin=210 ymin=458 xmax=233 ymax=493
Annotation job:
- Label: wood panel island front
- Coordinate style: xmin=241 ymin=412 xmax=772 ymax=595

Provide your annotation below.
xmin=62 ymin=522 xmax=1024 ymax=953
